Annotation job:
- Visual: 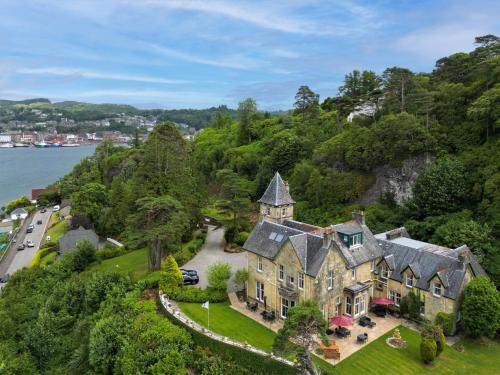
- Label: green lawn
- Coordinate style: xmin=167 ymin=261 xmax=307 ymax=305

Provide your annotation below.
xmin=90 ymin=248 xmax=149 ymax=279
xmin=334 ymin=326 xmax=500 ymax=375
xmin=177 ymin=301 xmax=336 ymax=373
xmin=177 ymin=301 xmax=277 ymax=352
xmin=47 ymin=220 xmax=68 ymax=242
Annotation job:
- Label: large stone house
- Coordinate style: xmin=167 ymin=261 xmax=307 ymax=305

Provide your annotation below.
xmin=243 ymin=172 xmax=485 ymax=329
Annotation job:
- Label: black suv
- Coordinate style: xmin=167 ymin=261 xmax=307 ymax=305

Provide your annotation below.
xmin=181 ymin=269 xmax=199 ymax=285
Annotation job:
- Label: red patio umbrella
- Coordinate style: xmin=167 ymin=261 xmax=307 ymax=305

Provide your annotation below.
xmin=329 ymin=315 xmax=353 ymax=327
xmin=372 ymin=297 xmax=395 ymax=305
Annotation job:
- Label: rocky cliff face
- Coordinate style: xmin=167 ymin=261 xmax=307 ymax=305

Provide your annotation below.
xmin=357 ymin=154 xmax=433 ymax=205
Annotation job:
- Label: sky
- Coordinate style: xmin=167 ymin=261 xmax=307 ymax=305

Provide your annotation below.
xmin=0 ymin=0 xmax=498 ymax=110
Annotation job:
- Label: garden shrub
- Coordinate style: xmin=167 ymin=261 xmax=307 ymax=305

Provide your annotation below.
xmin=235 ymin=231 xmax=249 ymax=246
xmin=420 ymin=336 xmax=437 ymax=364
xmin=435 ymin=312 xmax=454 ymax=336
xmin=422 ymin=323 xmax=446 ymax=357
xmin=224 ymin=225 xmax=238 ymax=244
xmin=207 ymin=262 xmax=231 ymax=291
xmin=399 ymin=291 xmax=423 ymax=321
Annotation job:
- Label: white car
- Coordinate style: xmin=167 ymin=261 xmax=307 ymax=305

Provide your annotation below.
xmin=52 ymin=205 xmax=60 ymax=212
xmin=26 ymin=240 xmax=35 ymax=248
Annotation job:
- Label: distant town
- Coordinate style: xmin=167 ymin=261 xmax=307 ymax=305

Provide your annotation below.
xmin=0 ymin=99 xmax=236 ymax=148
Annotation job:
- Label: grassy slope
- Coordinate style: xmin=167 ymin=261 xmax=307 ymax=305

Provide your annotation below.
xmin=177 ymin=301 xmax=276 ymax=352
xmin=91 ymin=248 xmax=149 ymax=279
xmin=47 ymin=220 xmax=68 ymax=242
xmin=334 ymin=326 xmax=500 ymax=375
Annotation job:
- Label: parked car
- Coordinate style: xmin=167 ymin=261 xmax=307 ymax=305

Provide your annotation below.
xmin=26 ymin=240 xmax=35 ymax=248
xmin=0 ymin=274 xmax=10 ymax=283
xmin=181 ymin=269 xmax=199 ymax=285
xmin=26 ymin=224 xmax=34 ymax=233
xmin=52 ymin=205 xmax=60 ymax=212
xmin=40 ymin=208 xmax=47 ymax=213
xmin=17 ymin=244 xmax=26 ymax=251
xmin=37 ymin=219 xmax=42 ymax=225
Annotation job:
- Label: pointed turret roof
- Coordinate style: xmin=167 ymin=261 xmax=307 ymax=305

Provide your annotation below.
xmin=258 ymin=172 xmax=295 ymax=206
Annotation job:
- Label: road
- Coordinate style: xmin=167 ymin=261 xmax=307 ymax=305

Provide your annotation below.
xmin=182 ymin=226 xmax=247 ymax=292
xmin=0 ymin=209 xmax=52 ymax=289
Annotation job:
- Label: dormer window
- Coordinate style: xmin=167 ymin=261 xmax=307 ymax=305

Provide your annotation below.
xmin=406 ymin=274 xmax=414 ymax=288
xmin=380 ymin=264 xmax=389 ymax=280
xmin=433 ymin=282 xmax=442 ymax=297
xmin=340 ymin=232 xmax=363 ymax=248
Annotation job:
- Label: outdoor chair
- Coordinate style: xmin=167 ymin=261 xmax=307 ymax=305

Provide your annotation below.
xmin=246 ymin=301 xmax=258 ymax=312
xmin=359 ymin=316 xmax=376 ymax=328
xmin=357 ymin=333 xmax=368 ymax=344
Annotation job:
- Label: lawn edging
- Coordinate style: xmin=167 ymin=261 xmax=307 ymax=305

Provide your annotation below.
xmin=158 ymin=292 xmax=296 ymax=375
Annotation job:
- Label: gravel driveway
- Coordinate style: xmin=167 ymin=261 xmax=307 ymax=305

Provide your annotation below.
xmin=182 ymin=226 xmax=247 ymax=292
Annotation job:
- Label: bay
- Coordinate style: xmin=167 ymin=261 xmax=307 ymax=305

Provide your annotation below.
xmin=0 ymin=145 xmax=96 ymax=206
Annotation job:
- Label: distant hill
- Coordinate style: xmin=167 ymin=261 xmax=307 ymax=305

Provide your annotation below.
xmin=0 ymin=98 xmax=240 ymax=129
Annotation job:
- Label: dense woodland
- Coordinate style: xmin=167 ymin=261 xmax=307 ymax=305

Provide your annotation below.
xmin=0 ymin=35 xmax=499 ymax=374
xmin=194 ymin=35 xmax=500 ymax=286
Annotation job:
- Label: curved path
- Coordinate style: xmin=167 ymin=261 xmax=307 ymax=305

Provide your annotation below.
xmin=182 ymin=226 xmax=247 ymax=292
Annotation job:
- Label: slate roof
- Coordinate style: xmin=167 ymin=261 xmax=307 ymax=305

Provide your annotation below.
xmin=59 ymin=226 xmax=99 ymax=254
xmin=331 ymin=220 xmax=383 ymax=268
xmin=243 ymin=220 xmax=328 ymax=277
xmin=258 ymin=172 xmax=295 ymax=206
xmin=375 ymin=228 xmax=487 ymax=300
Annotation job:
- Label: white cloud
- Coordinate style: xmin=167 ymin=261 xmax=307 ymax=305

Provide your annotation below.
xmin=147 ymin=43 xmax=262 ymax=70
xmin=16 ymin=67 xmax=191 ymax=84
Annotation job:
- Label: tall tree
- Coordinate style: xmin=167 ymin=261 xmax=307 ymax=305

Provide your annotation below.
xmin=382 ymin=67 xmax=415 ymax=113
xmin=294 ymin=85 xmax=320 ymax=122
xmin=215 ymin=169 xmax=253 ymax=228
xmin=237 ymin=98 xmax=257 ymax=145
xmin=272 ymin=300 xmax=327 ymax=375
xmin=134 ymin=195 xmax=189 ymax=270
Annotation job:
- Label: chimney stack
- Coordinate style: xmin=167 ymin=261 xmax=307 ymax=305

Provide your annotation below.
xmin=322 ymin=228 xmax=333 ymax=247
xmin=352 ymin=210 xmax=365 ymax=225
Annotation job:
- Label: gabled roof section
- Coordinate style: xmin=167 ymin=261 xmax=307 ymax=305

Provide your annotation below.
xmin=11 ymin=207 xmax=28 ymax=215
xmin=243 ymin=220 xmax=302 ymax=260
xmin=376 ymin=227 xmax=487 ymax=300
xmin=258 ymin=172 xmax=295 ymax=206
xmin=331 ymin=220 xmax=383 ymax=268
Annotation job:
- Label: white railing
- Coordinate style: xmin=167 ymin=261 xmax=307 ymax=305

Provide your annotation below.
xmin=158 ymin=292 xmax=294 ymax=367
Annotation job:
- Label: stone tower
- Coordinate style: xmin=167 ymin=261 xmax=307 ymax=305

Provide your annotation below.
xmin=258 ymin=172 xmax=295 ymax=223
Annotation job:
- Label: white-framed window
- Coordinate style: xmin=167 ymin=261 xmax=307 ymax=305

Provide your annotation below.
xmin=288 ymin=275 xmax=294 ymax=286
xmin=298 ymin=272 xmax=304 ymax=289
xmin=406 ymin=273 xmax=414 ymax=288
xmin=327 ymin=270 xmax=334 ymax=290
xmin=380 ymin=264 xmax=389 ymax=280
xmin=389 ymin=290 xmax=401 ymax=307
xmin=351 ymin=268 xmax=356 ymax=280
xmin=351 ymin=233 xmax=362 ymax=247
xmin=282 ymin=207 xmax=287 ymax=216
xmin=335 ymin=296 xmax=341 ymax=315
xmin=278 ymin=264 xmax=284 ymax=281
xmin=345 ymin=296 xmax=352 ymax=316
xmin=256 ymin=281 xmax=264 ymax=302
xmin=257 ymin=256 xmax=263 ymax=272
xmin=371 ymin=259 xmax=376 ymax=272
xmin=354 ymin=295 xmax=366 ymax=317
xmin=433 ymin=282 xmax=442 ymax=297
xmin=320 ymin=303 xmax=325 ymax=317
xmin=280 ymin=297 xmax=295 ymax=318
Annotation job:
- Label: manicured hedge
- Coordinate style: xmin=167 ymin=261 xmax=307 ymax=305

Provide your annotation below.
xmin=166 ymin=286 xmax=228 ymax=303
xmin=159 ymin=300 xmax=297 ymax=375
